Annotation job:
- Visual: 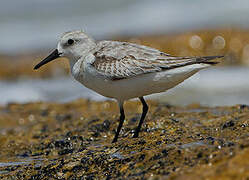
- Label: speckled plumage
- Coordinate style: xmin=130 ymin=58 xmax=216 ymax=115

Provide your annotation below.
xmin=92 ymin=40 xmax=220 ymax=80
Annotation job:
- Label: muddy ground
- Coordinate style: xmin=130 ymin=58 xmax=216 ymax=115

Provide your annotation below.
xmin=0 ymin=99 xmax=248 ymax=179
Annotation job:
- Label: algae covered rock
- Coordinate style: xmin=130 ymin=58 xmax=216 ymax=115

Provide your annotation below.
xmin=0 ymin=100 xmax=248 ymax=179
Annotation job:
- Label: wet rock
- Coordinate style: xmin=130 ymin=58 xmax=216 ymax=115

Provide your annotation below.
xmin=0 ymin=100 xmax=249 ymax=179
xmin=55 ymin=114 xmax=72 ymax=121
xmin=41 ymin=125 xmax=48 ymax=133
xmin=72 ymin=165 xmax=83 ymax=173
xmin=138 ymin=154 xmax=146 ymax=161
xmin=222 ymin=120 xmax=235 ymax=129
xmin=129 ymin=115 xmax=140 ymax=124
xmin=239 ymin=104 xmax=249 ymax=109
xmin=197 ymin=152 xmax=203 ymax=158
xmin=53 ymin=140 xmax=71 ymax=149
xmin=40 ymin=109 xmax=49 ymax=117
xmin=87 ymin=118 xmax=100 ymax=125
xmin=90 ymin=120 xmax=111 ymax=133
xmin=58 ymin=149 xmax=74 ymax=155
xmin=161 ymin=149 xmax=168 ymax=157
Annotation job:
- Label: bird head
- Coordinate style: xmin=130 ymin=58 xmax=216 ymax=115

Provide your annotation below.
xmin=34 ymin=30 xmax=96 ymax=70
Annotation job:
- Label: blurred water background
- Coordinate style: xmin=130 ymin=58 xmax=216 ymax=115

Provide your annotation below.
xmin=1 ymin=0 xmax=249 ymax=106
xmin=1 ymin=67 xmax=249 ymax=106
xmin=1 ymin=0 xmax=249 ymax=53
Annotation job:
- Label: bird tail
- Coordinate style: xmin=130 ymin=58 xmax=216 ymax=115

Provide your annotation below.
xmin=196 ymin=55 xmax=224 ymax=65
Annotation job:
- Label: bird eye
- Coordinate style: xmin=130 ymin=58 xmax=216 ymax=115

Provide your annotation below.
xmin=67 ymin=39 xmax=74 ymax=45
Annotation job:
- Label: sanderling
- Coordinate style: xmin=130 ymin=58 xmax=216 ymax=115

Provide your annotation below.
xmin=34 ymin=30 xmax=223 ymax=143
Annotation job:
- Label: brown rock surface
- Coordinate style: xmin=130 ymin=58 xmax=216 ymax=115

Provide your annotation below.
xmin=0 ymin=100 xmax=248 ymax=179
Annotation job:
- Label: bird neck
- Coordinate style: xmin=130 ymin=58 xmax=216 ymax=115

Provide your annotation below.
xmin=69 ymin=57 xmax=85 ymax=79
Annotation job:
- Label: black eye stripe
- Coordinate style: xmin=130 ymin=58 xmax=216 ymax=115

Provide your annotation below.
xmin=67 ymin=39 xmax=74 ymax=45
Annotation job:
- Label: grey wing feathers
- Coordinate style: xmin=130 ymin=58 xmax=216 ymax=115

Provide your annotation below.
xmin=92 ymin=41 xmax=223 ymax=80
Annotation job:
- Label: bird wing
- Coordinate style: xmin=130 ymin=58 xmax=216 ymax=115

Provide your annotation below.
xmin=92 ymin=40 xmax=223 ymax=80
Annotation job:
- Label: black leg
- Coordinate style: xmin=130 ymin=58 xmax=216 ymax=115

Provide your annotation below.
xmin=133 ymin=97 xmax=148 ymax=138
xmin=112 ymin=102 xmax=125 ymax=143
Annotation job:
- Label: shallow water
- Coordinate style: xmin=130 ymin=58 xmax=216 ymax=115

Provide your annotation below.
xmin=158 ymin=66 xmax=249 ymax=106
xmin=0 ymin=157 xmax=43 ymax=168
xmin=0 ymin=157 xmax=43 ymax=175
xmin=0 ymin=67 xmax=249 ymax=106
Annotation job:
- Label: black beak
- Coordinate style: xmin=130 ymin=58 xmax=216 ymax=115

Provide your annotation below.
xmin=34 ymin=49 xmax=61 ymax=70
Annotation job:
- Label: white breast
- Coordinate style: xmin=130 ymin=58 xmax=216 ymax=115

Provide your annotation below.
xmin=72 ymin=55 xmax=210 ymax=102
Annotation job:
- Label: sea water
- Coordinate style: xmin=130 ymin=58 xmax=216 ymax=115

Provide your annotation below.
xmin=1 ymin=0 xmax=249 ymax=53
xmin=1 ymin=67 xmax=249 ymax=106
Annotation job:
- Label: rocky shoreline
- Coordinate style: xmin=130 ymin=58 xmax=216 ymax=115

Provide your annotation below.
xmin=0 ymin=100 xmax=248 ymax=179
xmin=1 ymin=28 xmax=249 ymax=80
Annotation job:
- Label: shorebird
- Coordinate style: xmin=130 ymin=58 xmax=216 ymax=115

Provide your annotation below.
xmin=34 ymin=30 xmax=223 ymax=143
